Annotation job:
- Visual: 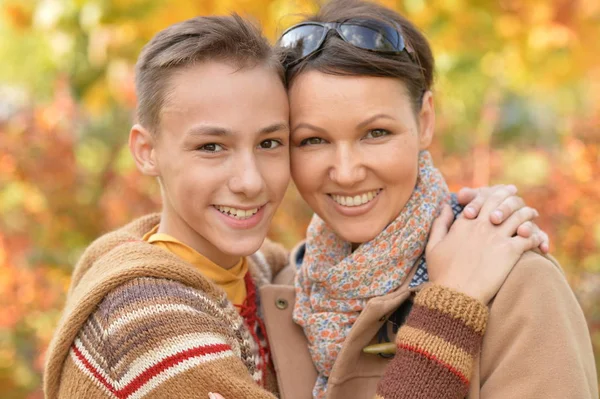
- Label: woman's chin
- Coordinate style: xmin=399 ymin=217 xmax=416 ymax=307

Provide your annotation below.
xmin=332 ymin=226 xmax=380 ymax=246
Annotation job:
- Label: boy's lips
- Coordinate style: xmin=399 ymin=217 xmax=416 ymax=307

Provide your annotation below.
xmin=212 ymin=204 xmax=267 ymax=229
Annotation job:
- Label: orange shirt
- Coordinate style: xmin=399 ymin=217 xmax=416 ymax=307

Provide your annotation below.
xmin=143 ymin=225 xmax=247 ymax=307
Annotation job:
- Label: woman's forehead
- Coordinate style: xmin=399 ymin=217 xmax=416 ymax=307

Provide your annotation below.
xmin=288 ymin=71 xmax=413 ymax=119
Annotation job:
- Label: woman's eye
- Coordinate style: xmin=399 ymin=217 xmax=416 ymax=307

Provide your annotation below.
xmin=299 ymin=137 xmax=325 ymax=146
xmin=198 ymin=143 xmax=224 ymax=152
xmin=365 ymin=129 xmax=390 ymax=139
xmin=258 ymin=139 xmax=282 ymax=149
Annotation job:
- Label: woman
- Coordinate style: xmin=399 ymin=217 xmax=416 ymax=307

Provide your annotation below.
xmin=259 ymin=1 xmax=598 ymax=398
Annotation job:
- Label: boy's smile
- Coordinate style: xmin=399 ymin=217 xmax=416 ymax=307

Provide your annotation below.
xmin=131 ymin=61 xmax=290 ymax=268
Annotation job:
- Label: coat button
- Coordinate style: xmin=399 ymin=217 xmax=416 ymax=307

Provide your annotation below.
xmin=275 ymin=298 xmax=288 ymax=310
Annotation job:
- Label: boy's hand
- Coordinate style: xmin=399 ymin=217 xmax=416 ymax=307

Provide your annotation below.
xmin=426 ymin=187 xmax=543 ymax=304
xmin=457 ymin=185 xmax=550 ymax=253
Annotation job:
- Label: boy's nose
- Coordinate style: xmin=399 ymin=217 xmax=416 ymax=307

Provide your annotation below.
xmin=228 ymin=154 xmax=265 ymax=198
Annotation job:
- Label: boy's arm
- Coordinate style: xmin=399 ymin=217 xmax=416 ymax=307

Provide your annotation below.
xmin=375 ymin=284 xmax=488 ymax=399
xmin=57 ymin=277 xmax=276 ymax=399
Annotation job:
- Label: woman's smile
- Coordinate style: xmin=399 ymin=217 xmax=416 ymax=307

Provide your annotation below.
xmin=327 ymin=189 xmax=383 ymax=216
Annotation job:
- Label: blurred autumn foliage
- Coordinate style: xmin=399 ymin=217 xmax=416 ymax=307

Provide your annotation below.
xmin=0 ymin=0 xmax=598 ymax=397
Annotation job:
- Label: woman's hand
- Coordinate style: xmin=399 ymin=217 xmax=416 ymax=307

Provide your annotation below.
xmin=208 ymin=393 xmax=225 ymax=399
xmin=426 ymin=186 xmax=544 ymax=304
xmin=456 ymin=185 xmax=550 ymax=253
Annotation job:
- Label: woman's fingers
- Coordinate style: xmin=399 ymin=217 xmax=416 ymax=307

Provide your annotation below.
xmin=516 ymin=221 xmax=534 ymax=237
xmin=539 ymin=232 xmax=550 ymax=253
xmin=209 ymin=393 xmax=225 ymax=399
xmin=511 ymin=232 xmax=543 ymax=253
xmin=499 ymin=206 xmax=539 ymax=236
xmin=479 ymin=185 xmax=519 ymax=219
xmin=426 ymin=204 xmax=453 ymax=254
xmin=517 ymin=222 xmax=550 ymax=253
xmin=456 ymin=187 xmax=479 ymax=217
xmin=458 ymin=185 xmax=518 ymax=219
xmin=490 ymin=195 xmax=525 ymax=224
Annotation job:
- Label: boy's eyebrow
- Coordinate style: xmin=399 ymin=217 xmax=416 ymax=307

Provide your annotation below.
xmin=260 ymin=122 xmax=289 ymax=135
xmin=187 ymin=125 xmax=231 ymax=137
xmin=187 ymin=123 xmax=289 ymax=137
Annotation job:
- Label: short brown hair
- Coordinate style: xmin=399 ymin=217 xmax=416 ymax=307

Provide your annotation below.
xmin=280 ymin=0 xmax=434 ymax=113
xmin=135 ymin=14 xmax=283 ymax=133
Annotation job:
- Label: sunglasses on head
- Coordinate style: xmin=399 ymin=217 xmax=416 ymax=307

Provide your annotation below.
xmin=278 ymin=18 xmax=415 ymax=67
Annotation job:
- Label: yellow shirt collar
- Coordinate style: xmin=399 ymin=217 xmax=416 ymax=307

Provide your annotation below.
xmin=143 ymin=225 xmax=248 ymax=306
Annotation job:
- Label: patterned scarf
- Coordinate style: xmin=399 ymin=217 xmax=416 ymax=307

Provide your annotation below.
xmin=293 ymin=151 xmax=450 ymax=398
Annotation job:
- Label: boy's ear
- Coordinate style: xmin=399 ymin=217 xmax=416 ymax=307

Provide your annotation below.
xmin=129 ymin=124 xmax=159 ymax=176
xmin=418 ymin=90 xmax=435 ymax=150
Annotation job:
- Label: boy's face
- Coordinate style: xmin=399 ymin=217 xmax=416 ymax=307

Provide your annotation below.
xmin=135 ymin=61 xmax=290 ymax=267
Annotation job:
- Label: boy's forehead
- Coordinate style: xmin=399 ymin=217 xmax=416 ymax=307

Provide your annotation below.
xmin=164 ymin=61 xmax=284 ymax=106
xmin=159 ymin=60 xmax=289 ymax=134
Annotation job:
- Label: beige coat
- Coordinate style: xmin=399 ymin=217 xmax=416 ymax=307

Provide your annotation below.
xmin=261 ymin=250 xmax=598 ymax=399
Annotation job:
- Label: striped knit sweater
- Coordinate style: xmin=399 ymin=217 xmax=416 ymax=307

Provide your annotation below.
xmin=44 ymin=214 xmax=287 ymax=399
xmin=375 ymin=284 xmax=488 ymax=399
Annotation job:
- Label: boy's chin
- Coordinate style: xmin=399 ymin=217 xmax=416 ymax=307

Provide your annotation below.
xmin=217 ymin=237 xmax=265 ymax=258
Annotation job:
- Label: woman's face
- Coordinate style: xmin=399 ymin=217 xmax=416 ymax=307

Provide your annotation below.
xmin=289 ymin=71 xmax=435 ymax=244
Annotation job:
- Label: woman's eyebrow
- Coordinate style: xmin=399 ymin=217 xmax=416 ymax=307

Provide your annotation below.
xmin=291 ymin=122 xmax=327 ymax=135
xmin=356 ymin=113 xmax=396 ymax=129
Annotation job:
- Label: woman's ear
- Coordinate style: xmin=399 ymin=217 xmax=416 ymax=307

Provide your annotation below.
xmin=418 ymin=90 xmax=435 ymax=150
xmin=129 ymin=124 xmax=160 ymax=176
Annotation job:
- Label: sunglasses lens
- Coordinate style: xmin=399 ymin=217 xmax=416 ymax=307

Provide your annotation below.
xmin=279 ymin=24 xmax=326 ymax=59
xmin=339 ymin=20 xmax=402 ymax=52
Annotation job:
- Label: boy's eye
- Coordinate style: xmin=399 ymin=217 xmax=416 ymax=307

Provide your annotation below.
xmin=364 ymin=129 xmax=390 ymax=139
xmin=198 ymin=143 xmax=224 ymax=152
xmin=258 ymin=139 xmax=282 ymax=149
xmin=299 ymin=137 xmax=325 ymax=146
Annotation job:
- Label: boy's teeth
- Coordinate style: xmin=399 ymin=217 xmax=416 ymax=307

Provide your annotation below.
xmin=332 ymin=190 xmax=380 ymax=207
xmin=216 ymin=206 xmax=260 ymax=219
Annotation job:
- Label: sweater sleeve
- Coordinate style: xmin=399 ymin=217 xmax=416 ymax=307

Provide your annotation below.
xmin=56 ymin=277 xmax=276 ymax=399
xmin=375 ymin=284 xmax=489 ymax=399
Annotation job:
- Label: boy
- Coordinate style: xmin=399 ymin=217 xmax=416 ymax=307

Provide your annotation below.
xmin=44 ymin=15 xmax=289 ymax=399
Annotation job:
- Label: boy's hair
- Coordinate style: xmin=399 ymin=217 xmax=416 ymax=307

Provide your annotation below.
xmin=135 ymin=14 xmax=283 ymax=133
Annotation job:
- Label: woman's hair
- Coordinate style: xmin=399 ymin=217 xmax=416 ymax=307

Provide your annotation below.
xmin=281 ymin=0 xmax=434 ymax=113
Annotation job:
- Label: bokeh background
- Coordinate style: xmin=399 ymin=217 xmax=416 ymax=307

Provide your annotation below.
xmin=0 ymin=0 xmax=598 ymax=396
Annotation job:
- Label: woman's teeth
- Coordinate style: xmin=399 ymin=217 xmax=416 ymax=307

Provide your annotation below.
xmin=331 ymin=190 xmax=381 ymax=207
xmin=215 ymin=206 xmax=260 ymax=219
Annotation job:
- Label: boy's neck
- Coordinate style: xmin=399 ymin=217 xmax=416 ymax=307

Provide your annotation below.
xmin=157 ymin=211 xmax=240 ymax=270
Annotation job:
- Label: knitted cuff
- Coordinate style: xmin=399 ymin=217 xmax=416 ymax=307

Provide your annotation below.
xmin=414 ymin=284 xmax=489 ymax=333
